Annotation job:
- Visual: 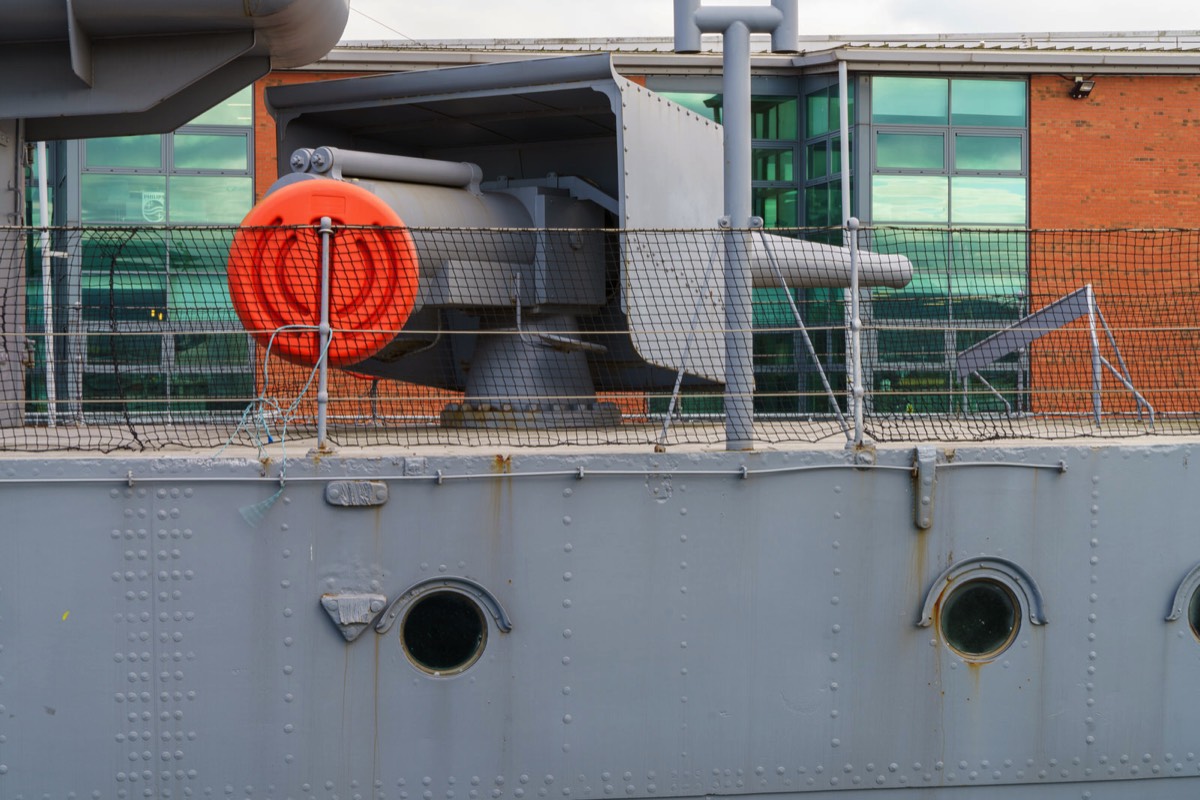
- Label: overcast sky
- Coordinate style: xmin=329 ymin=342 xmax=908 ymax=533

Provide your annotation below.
xmin=341 ymin=1 xmax=1197 ymax=42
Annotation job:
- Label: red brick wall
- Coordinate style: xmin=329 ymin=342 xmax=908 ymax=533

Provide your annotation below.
xmin=1029 ymin=75 xmax=1200 ymax=415
xmin=1030 ymin=75 xmax=1200 ymax=228
xmin=253 ymin=71 xmax=368 ymax=201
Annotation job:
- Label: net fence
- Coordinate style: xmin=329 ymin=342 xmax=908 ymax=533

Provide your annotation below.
xmin=1 ymin=224 xmax=1197 ymax=452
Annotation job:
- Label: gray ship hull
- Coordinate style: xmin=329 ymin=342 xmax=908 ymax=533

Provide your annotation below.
xmin=3 ymin=440 xmax=1199 ymax=798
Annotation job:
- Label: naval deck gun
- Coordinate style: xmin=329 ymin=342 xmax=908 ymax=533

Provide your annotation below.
xmin=5 ymin=3 xmax=1200 ymax=800
xmin=231 ymin=54 xmax=911 ymax=431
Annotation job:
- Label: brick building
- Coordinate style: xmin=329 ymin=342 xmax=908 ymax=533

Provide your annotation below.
xmin=30 ymin=31 xmax=1200 ymax=421
xmin=245 ymin=33 xmax=1200 ymax=417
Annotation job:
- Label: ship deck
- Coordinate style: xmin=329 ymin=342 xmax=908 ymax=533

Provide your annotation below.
xmin=0 ymin=415 xmax=1190 ymax=459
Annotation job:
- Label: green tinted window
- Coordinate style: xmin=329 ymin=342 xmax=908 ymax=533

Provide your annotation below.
xmin=168 ymin=230 xmax=234 ymax=272
xmin=753 ymin=147 xmax=795 ymax=182
xmin=804 ymin=184 xmax=844 ymax=228
xmin=951 ymin=177 xmax=1026 ymax=225
xmin=83 ymin=373 xmax=167 ymax=412
xmin=169 ymin=274 xmax=238 ymax=323
xmin=80 ymin=175 xmax=168 ymax=223
xmin=872 ymin=370 xmax=951 ymax=413
xmin=81 ymin=272 xmax=167 ymax=322
xmin=876 ymin=329 xmax=946 ymax=363
xmin=872 ymin=77 xmax=948 ymax=125
xmin=876 ymin=133 xmax=944 ymax=170
xmin=806 ymin=89 xmax=830 ymax=137
xmin=807 ymin=143 xmax=828 ymax=180
xmin=80 ymin=230 xmax=166 ymax=273
xmin=173 ymin=134 xmax=249 ymax=171
xmin=173 ymin=333 xmax=250 ymax=367
xmin=831 ymin=137 xmax=844 ymax=175
xmin=187 ymin=87 xmax=254 ymax=127
xmin=655 ymin=92 xmax=796 ymax=137
xmin=869 ymin=228 xmax=950 ymax=321
xmin=952 ymin=79 xmax=1026 ymax=127
xmin=752 ymin=97 xmax=798 ymax=140
xmin=871 ymin=175 xmax=948 ymax=223
xmin=951 ymin=230 xmax=1027 ymax=319
xmin=170 ymin=373 xmax=255 ymax=413
xmin=805 ymin=85 xmax=853 ymax=137
xmin=168 ymin=176 xmax=252 ymax=224
xmin=955 ymin=135 xmax=1022 ymax=171
xmin=84 ymin=136 xmax=163 ymax=170
xmin=87 ymin=334 xmax=162 ymax=366
xmin=753 ymin=187 xmax=798 ymax=227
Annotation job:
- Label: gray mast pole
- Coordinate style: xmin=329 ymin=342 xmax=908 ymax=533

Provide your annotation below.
xmin=675 ymin=0 xmax=798 ymax=451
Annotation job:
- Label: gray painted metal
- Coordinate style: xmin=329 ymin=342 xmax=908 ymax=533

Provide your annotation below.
xmin=955 ymin=286 xmax=1095 ymax=380
xmin=0 ymin=120 xmax=21 ymax=429
xmin=305 ymin=146 xmax=485 ymax=193
xmin=955 ymin=285 xmax=1154 ymax=427
xmin=268 ymin=56 xmax=909 ymax=393
xmin=0 ymin=121 xmax=20 ymax=429
xmin=0 ymin=0 xmax=349 ymax=429
xmin=674 ymin=0 xmax=799 ymax=449
xmin=0 ymin=0 xmax=350 ymax=139
xmin=4 ymin=441 xmax=1200 ymax=796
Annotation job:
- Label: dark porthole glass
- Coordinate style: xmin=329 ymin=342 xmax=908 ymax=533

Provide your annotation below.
xmin=1189 ymin=586 xmax=1200 ymax=640
xmin=940 ymin=579 xmax=1018 ymax=659
xmin=401 ymin=591 xmax=487 ymax=675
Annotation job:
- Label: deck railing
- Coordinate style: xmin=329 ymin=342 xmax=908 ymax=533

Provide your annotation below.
xmin=0 ymin=224 xmax=1196 ymax=452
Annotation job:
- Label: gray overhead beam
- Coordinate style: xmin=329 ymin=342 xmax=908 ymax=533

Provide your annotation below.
xmin=0 ymin=32 xmax=255 ymax=121
xmin=26 ymin=54 xmax=269 ymax=140
xmin=65 ymin=0 xmax=93 ymax=87
xmin=0 ymin=0 xmax=349 ymax=137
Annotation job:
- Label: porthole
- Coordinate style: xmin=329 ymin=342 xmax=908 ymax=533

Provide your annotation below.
xmin=401 ymin=590 xmax=488 ymax=676
xmin=1190 ymin=586 xmax=1200 ymax=641
xmin=940 ymin=579 xmax=1019 ymax=660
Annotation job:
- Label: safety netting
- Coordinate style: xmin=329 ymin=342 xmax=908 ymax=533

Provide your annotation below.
xmin=1 ymin=224 xmax=1197 ymax=452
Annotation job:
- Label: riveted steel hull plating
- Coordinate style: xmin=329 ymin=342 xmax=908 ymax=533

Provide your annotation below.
xmin=2 ymin=442 xmax=1200 ymax=796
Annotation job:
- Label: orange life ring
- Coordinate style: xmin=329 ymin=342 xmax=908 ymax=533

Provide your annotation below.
xmin=227 ymin=179 xmax=419 ymax=367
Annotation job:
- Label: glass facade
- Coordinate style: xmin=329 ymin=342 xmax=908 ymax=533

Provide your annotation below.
xmin=655 ymin=81 xmax=851 ymax=416
xmin=26 ymin=68 xmax=1032 ymax=425
xmin=865 ymin=76 xmax=1029 ymax=414
xmin=28 ymin=88 xmax=256 ymax=418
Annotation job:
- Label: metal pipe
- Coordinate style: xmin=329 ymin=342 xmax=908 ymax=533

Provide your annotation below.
xmin=694 ymin=5 xmax=784 ymax=31
xmin=722 ymin=20 xmax=755 ymax=451
xmin=36 ymin=141 xmax=56 ymax=427
xmin=306 ymin=147 xmax=483 ymax=193
xmin=839 ymin=63 xmax=858 ymax=442
xmin=1087 ymin=283 xmax=1103 ymax=426
xmin=849 ymin=218 xmax=865 ymax=445
xmin=747 ymin=234 xmax=911 ymax=288
xmin=317 ymin=216 xmax=333 ymax=451
xmin=674 ymin=0 xmax=799 ymax=451
xmin=673 ymin=0 xmax=703 ymax=52
xmin=838 ymin=61 xmax=852 ymax=235
xmin=770 ymin=0 xmax=799 ymax=52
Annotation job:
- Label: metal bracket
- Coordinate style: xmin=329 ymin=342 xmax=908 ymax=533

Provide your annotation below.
xmin=324 ymin=481 xmax=388 ymax=507
xmin=1166 ymin=560 xmax=1200 ymax=622
xmin=914 ymin=446 xmax=937 ymax=530
xmin=320 ymin=593 xmax=388 ymax=642
xmin=917 ymin=556 xmax=1048 ymax=628
xmin=376 ymin=577 xmax=513 ymax=635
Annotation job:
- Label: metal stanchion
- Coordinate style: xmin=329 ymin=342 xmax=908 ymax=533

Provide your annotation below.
xmin=317 ymin=216 xmax=333 ymax=452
